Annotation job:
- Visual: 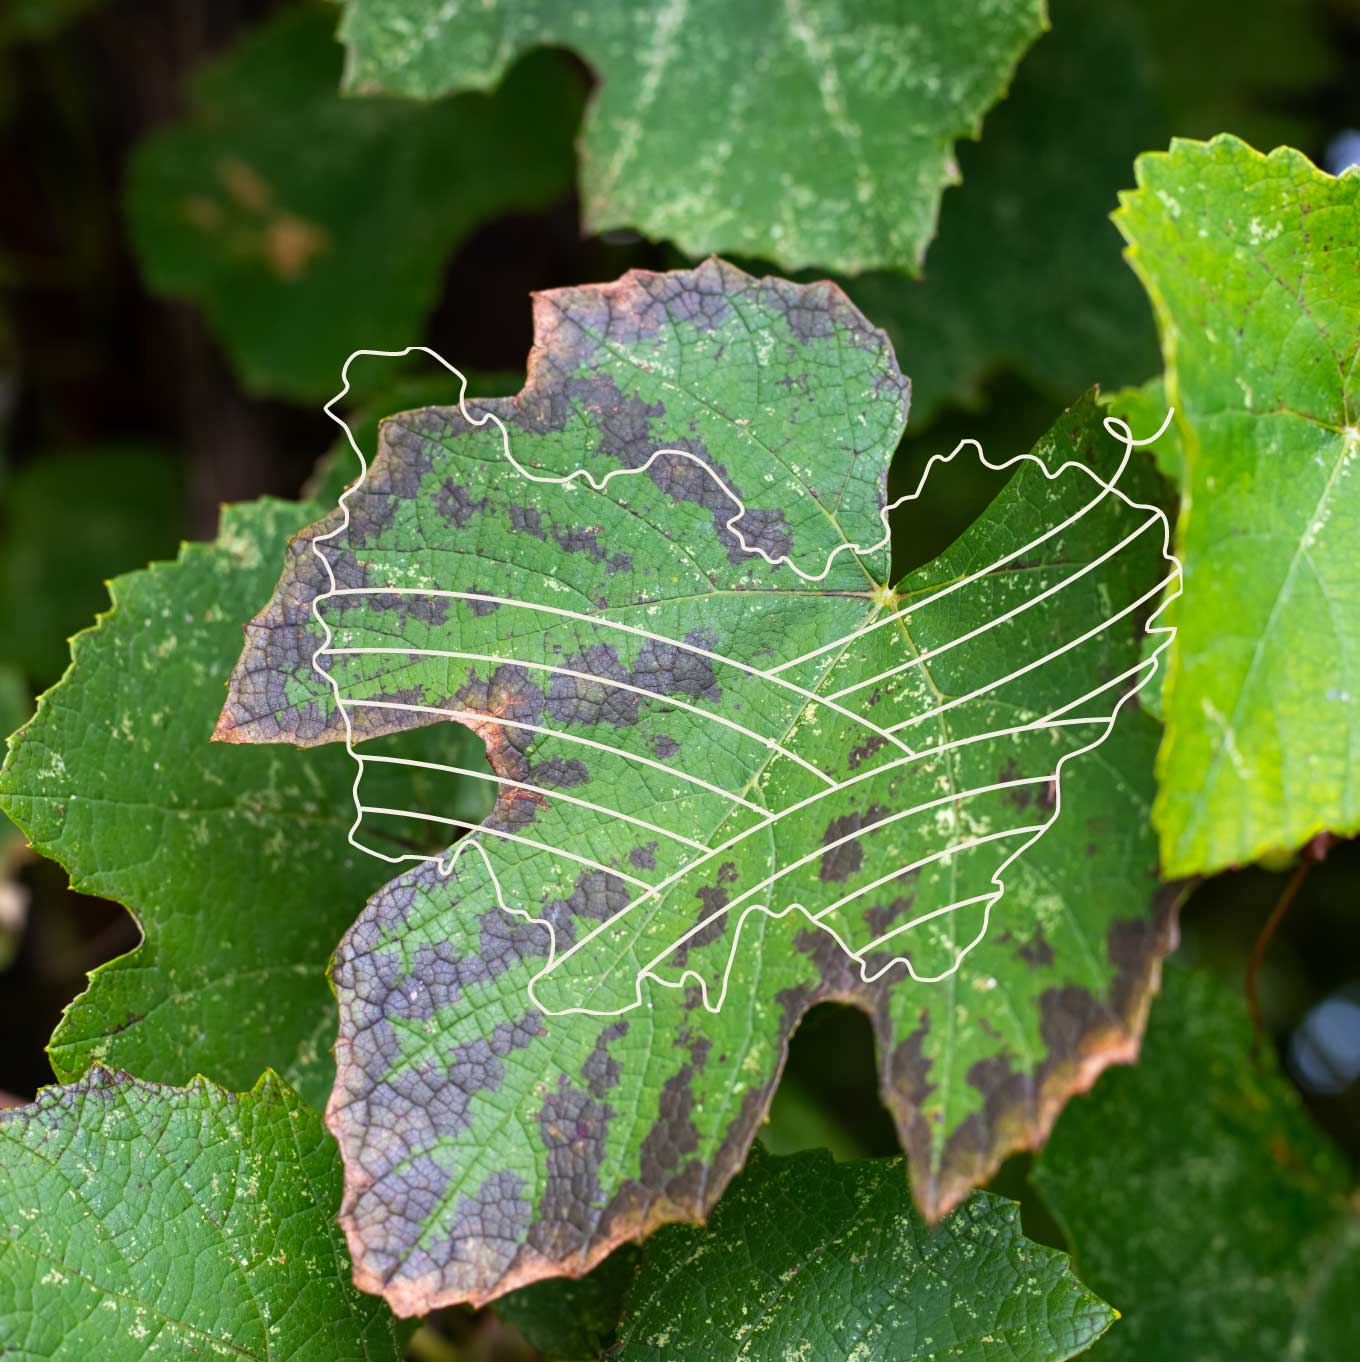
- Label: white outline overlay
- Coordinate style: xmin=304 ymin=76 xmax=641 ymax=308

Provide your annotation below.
xmin=311 ymin=346 xmax=1181 ymax=1018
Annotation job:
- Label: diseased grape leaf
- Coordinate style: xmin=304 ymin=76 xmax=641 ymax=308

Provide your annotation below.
xmin=127 ymin=5 xmax=580 ymax=400
xmin=0 ymin=445 xmax=185 ymax=688
xmin=0 ymin=1067 xmax=402 ymax=1361
xmin=0 ymin=493 xmax=491 ymax=1109
xmin=1116 ymin=136 xmax=1360 ymax=876
xmin=219 ymin=260 xmax=1178 ymax=1312
xmin=336 ymin=0 xmax=1046 ymax=276
xmin=1033 ymin=969 xmax=1360 ymax=1361
xmin=612 ymin=1145 xmax=1114 ymax=1362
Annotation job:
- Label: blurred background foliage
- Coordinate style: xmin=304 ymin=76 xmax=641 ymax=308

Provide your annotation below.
xmin=2 ymin=1 xmax=1359 ymax=1357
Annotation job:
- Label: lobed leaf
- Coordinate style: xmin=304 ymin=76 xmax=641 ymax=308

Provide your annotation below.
xmin=0 ymin=493 xmax=491 ymax=1108
xmin=1034 ymin=969 xmax=1360 ymax=1360
xmin=221 ymin=260 xmax=1179 ymax=1311
xmin=845 ymin=0 xmax=1162 ymax=426
xmin=127 ymin=5 xmax=581 ymax=400
xmin=612 ymin=1146 xmax=1115 ymax=1362
xmin=336 ymin=0 xmax=1047 ymax=276
xmin=1116 ymin=136 xmax=1360 ymax=875
xmin=0 ymin=1068 xmax=402 ymax=1361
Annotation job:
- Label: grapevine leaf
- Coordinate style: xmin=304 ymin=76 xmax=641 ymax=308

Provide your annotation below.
xmin=0 ymin=494 xmax=491 ymax=1108
xmin=844 ymin=0 xmax=1162 ymax=426
xmin=127 ymin=5 xmax=580 ymax=400
xmin=1033 ymin=969 xmax=1360 ymax=1361
xmin=335 ymin=0 xmax=1047 ymax=276
xmin=612 ymin=1146 xmax=1114 ymax=1362
xmin=0 ymin=1068 xmax=402 ymax=1361
xmin=1116 ymin=136 xmax=1360 ymax=875
xmin=0 ymin=445 xmax=185 ymax=688
xmin=220 ymin=260 xmax=1177 ymax=1311
xmin=840 ymin=0 xmax=1343 ymax=428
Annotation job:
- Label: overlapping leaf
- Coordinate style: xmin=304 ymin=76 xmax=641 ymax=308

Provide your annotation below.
xmin=220 ymin=260 xmax=1178 ymax=1311
xmin=0 ymin=1068 xmax=402 ymax=1361
xmin=1034 ymin=970 xmax=1360 ymax=1360
xmin=1116 ymin=137 xmax=1360 ymax=875
xmin=127 ymin=5 xmax=580 ymax=400
xmin=336 ymin=0 xmax=1047 ymax=275
xmin=0 ymin=491 xmax=490 ymax=1108
xmin=613 ymin=1146 xmax=1114 ymax=1362
xmin=840 ymin=0 xmax=1340 ymax=428
xmin=844 ymin=0 xmax=1163 ymax=426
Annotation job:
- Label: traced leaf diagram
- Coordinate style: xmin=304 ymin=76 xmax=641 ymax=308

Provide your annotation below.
xmin=0 ymin=490 xmax=491 ymax=1109
xmin=220 ymin=261 xmax=1181 ymax=1310
xmin=336 ymin=0 xmax=1047 ymax=275
xmin=300 ymin=341 xmax=1180 ymax=1020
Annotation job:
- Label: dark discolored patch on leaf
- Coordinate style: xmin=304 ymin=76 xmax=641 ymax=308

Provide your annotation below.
xmin=223 ymin=261 xmax=1179 ymax=1311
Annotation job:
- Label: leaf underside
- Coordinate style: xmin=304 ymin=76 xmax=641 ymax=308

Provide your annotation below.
xmin=613 ymin=1146 xmax=1114 ymax=1362
xmin=221 ymin=259 xmax=1177 ymax=1311
xmin=0 ymin=1069 xmax=401 ymax=1362
xmin=336 ymin=0 xmax=1047 ymax=275
xmin=1117 ymin=136 xmax=1360 ymax=876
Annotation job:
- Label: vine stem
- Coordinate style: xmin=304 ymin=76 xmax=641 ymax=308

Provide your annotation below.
xmin=1246 ymin=833 xmax=1330 ymax=1052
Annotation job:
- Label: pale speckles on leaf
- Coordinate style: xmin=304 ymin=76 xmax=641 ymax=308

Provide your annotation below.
xmin=0 ymin=1069 xmax=403 ymax=1362
xmin=335 ymin=0 xmax=1047 ymax=274
xmin=613 ymin=1147 xmax=1114 ymax=1362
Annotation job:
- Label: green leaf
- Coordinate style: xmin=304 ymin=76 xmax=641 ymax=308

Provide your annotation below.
xmin=220 ymin=260 xmax=1177 ymax=1311
xmin=127 ymin=4 xmax=581 ymax=400
xmin=613 ymin=1146 xmax=1114 ymax=1362
xmin=844 ymin=0 xmax=1163 ymax=426
xmin=1033 ymin=969 xmax=1360 ymax=1361
xmin=0 ymin=446 xmax=185 ymax=688
xmin=1115 ymin=136 xmax=1360 ymax=875
xmin=0 ymin=493 xmax=492 ymax=1108
xmin=496 ymin=1246 xmax=639 ymax=1362
xmin=0 ymin=1068 xmax=402 ymax=1361
xmin=336 ymin=0 xmax=1047 ymax=275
